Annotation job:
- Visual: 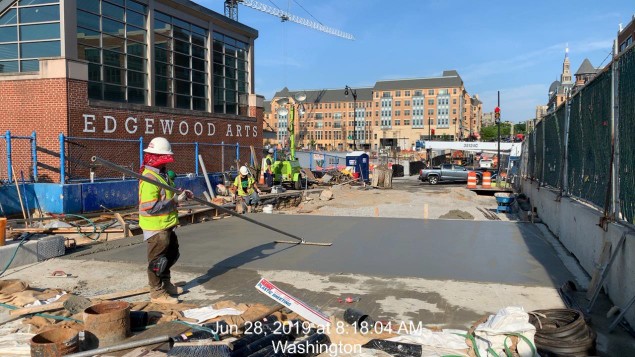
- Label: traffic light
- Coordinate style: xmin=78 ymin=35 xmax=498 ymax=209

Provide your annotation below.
xmin=431 ymin=129 xmax=435 ymax=135
xmin=494 ymin=107 xmax=501 ymax=124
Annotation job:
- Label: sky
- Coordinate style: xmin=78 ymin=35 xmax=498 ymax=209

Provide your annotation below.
xmin=199 ymin=0 xmax=633 ymax=123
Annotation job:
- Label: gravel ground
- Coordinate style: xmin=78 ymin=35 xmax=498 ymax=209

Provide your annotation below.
xmin=286 ymin=175 xmax=515 ymax=221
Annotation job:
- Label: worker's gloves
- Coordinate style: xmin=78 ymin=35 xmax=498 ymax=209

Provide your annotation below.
xmin=175 ymin=190 xmax=193 ymax=203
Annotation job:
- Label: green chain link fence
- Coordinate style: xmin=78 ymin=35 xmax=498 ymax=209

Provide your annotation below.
xmin=535 ymin=119 xmax=544 ymax=182
xmin=619 ymin=46 xmax=635 ymax=224
xmin=520 ymin=49 xmax=635 ymax=224
xmin=527 ymin=130 xmax=535 ymax=179
xmin=567 ymin=67 xmax=612 ymax=208
xmin=543 ymin=108 xmax=565 ymax=188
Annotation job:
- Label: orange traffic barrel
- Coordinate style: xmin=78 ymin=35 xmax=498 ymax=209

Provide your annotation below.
xmin=483 ymin=171 xmax=492 ymax=188
xmin=467 ymin=171 xmax=477 ymax=188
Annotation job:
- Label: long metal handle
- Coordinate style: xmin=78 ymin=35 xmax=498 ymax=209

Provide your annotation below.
xmin=91 ymin=156 xmax=305 ymax=243
xmin=66 ymin=335 xmax=171 ymax=357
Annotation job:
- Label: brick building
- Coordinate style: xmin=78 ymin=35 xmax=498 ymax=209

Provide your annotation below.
xmin=0 ymin=0 xmax=262 ymax=182
xmin=264 ymin=70 xmax=483 ymax=152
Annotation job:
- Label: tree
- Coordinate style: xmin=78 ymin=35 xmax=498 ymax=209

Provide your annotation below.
xmin=514 ymin=123 xmax=526 ymax=134
xmin=480 ymin=123 xmax=511 ymax=141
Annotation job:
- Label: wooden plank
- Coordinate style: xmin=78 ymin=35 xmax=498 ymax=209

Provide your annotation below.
xmin=10 ymin=287 xmax=150 ymax=316
xmin=586 ymin=239 xmax=612 ymax=300
xmin=11 ymin=227 xmax=124 ymax=234
xmin=114 ymin=213 xmax=130 ymax=238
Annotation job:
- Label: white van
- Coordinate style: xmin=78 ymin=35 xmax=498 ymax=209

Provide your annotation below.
xmin=479 ymin=159 xmax=493 ymax=168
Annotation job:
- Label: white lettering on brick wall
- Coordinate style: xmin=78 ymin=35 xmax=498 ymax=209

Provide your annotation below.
xmin=194 ymin=122 xmax=203 ymax=136
xmin=83 ymin=114 xmax=96 ymax=133
xmin=160 ymin=119 xmax=174 ymax=135
xmin=104 ymin=116 xmax=117 ymax=133
xmin=125 ymin=117 xmax=138 ymax=134
xmin=145 ymin=118 xmax=155 ymax=134
xmin=79 ymin=114 xmax=259 ymax=139
xmin=179 ymin=121 xmax=189 ymax=135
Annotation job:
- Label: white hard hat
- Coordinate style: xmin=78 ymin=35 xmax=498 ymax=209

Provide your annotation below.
xmin=268 ymin=148 xmax=274 ymax=154
xmin=239 ymin=166 xmax=249 ymax=175
xmin=144 ymin=137 xmax=173 ymax=155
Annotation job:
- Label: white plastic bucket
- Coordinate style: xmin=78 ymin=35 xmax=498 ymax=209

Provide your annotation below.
xmin=263 ymin=204 xmax=274 ymax=214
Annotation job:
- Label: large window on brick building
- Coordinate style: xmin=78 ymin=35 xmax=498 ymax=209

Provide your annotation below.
xmin=0 ymin=0 xmax=61 ymax=73
xmin=155 ymin=11 xmax=208 ymax=110
xmin=213 ymin=32 xmax=249 ymax=115
xmin=77 ymin=0 xmax=148 ymax=103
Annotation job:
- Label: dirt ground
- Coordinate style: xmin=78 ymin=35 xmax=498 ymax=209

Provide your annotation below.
xmin=287 ymin=175 xmax=514 ymax=221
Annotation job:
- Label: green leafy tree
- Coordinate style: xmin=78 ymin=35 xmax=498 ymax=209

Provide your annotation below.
xmin=480 ymin=123 xmax=512 ymax=141
xmin=514 ymin=123 xmax=526 ymax=134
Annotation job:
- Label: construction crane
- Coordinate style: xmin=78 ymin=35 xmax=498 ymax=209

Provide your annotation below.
xmin=224 ymin=0 xmax=354 ymax=40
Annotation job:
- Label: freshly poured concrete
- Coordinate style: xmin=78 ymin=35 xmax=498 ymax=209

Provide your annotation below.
xmin=73 ymin=215 xmax=573 ymax=287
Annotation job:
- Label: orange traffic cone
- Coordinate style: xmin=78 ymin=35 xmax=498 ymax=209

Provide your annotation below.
xmin=259 ymin=170 xmax=265 ymax=185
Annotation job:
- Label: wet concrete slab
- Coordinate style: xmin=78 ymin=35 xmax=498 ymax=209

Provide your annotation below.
xmin=72 ymin=215 xmax=573 ymax=287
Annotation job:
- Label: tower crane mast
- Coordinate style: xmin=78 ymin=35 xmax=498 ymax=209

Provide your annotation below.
xmin=223 ymin=0 xmax=354 ymax=40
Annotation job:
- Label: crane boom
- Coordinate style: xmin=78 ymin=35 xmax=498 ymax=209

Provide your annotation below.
xmin=225 ymin=0 xmax=354 ymax=40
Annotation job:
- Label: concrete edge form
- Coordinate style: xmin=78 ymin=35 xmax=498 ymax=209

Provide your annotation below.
xmin=521 ymin=179 xmax=635 ymax=329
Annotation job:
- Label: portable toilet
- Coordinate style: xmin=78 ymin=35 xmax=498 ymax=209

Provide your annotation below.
xmin=345 ymin=151 xmax=370 ymax=181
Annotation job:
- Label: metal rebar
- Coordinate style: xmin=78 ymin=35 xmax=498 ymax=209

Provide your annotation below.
xmin=65 ymin=335 xmax=171 ymax=357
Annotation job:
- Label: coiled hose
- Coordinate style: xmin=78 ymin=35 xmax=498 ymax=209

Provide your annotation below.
xmin=529 ymin=309 xmax=596 ymax=356
xmin=50 ymin=213 xmax=117 ymax=241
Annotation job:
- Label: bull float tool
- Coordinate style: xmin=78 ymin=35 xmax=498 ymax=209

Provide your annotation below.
xmin=90 ymin=156 xmax=331 ymax=247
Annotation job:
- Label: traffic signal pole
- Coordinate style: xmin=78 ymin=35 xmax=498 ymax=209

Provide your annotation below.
xmin=496 ymin=91 xmax=501 ymax=177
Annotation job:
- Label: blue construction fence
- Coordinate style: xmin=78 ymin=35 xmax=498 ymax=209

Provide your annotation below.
xmin=0 ymin=132 xmax=277 ymax=215
xmin=0 ymin=131 xmax=271 ymax=184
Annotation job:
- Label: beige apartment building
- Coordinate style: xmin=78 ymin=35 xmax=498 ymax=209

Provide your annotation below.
xmin=264 ymin=70 xmax=482 ymax=151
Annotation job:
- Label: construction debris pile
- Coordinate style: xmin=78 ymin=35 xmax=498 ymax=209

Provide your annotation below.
xmin=0 ymin=277 xmax=598 ymax=357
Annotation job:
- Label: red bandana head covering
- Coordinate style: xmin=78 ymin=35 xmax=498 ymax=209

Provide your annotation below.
xmin=141 ymin=153 xmax=174 ymax=171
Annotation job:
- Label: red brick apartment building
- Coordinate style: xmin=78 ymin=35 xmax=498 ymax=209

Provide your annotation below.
xmin=0 ymin=0 xmax=262 ymax=182
xmin=264 ymin=71 xmax=483 ymax=152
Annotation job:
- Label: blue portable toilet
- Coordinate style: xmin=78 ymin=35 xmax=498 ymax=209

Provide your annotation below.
xmin=346 ymin=151 xmax=370 ymax=182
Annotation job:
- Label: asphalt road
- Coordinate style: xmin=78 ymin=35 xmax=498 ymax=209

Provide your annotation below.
xmin=74 ymin=215 xmax=572 ymax=287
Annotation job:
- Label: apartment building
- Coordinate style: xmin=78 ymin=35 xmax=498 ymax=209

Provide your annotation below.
xmin=264 ymin=70 xmax=482 ymax=151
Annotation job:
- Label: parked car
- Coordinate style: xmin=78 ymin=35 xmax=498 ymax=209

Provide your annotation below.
xmin=419 ymin=164 xmax=483 ymax=185
xmin=479 ymin=159 xmax=493 ymax=168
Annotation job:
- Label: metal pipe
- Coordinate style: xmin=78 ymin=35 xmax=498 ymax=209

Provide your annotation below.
xmin=6 ymin=131 xmax=12 ymax=184
xmin=198 ymin=154 xmax=215 ymax=199
xmin=31 ymin=131 xmax=37 ymax=181
xmin=139 ymin=137 xmax=144 ymax=170
xmin=194 ymin=141 xmax=199 ymax=176
xmin=611 ymin=38 xmax=620 ymax=219
xmin=65 ymin=335 xmax=171 ymax=357
xmin=221 ymin=141 xmax=225 ymax=172
xmin=59 ymin=133 xmax=65 ymax=184
xmin=90 ymin=156 xmax=306 ymax=243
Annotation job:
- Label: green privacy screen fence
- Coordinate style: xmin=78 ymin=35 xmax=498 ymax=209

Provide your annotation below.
xmin=618 ymin=45 xmax=635 ymax=225
xmin=521 ymin=45 xmax=635 ymax=225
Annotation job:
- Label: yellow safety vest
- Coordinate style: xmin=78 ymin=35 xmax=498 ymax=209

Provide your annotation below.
xmin=234 ymin=175 xmax=255 ymax=196
xmin=138 ymin=169 xmax=178 ymax=231
xmin=265 ymin=154 xmax=274 ymax=171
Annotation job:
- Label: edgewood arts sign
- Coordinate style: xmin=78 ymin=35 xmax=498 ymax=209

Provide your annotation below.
xmin=81 ymin=114 xmax=259 ymax=138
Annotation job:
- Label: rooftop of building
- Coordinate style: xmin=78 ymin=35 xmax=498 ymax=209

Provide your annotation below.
xmin=272 ymin=87 xmax=374 ymax=103
xmin=575 ymin=58 xmax=598 ymax=75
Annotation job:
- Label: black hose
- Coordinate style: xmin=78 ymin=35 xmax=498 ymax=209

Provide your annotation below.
xmin=529 ymin=309 xmax=596 ymax=356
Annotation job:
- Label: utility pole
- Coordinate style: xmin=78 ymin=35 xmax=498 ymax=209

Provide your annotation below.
xmin=345 ymin=85 xmax=357 ymax=150
xmin=495 ymin=91 xmax=501 ymax=176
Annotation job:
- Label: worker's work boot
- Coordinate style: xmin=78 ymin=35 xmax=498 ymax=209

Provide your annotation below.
xmin=150 ymin=290 xmax=178 ymax=304
xmin=163 ymin=281 xmax=184 ymax=296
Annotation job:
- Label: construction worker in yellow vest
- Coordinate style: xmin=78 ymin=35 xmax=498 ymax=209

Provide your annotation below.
xmin=233 ymin=166 xmax=261 ymax=213
xmin=139 ymin=137 xmax=192 ymax=304
xmin=264 ymin=148 xmax=275 ymax=187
